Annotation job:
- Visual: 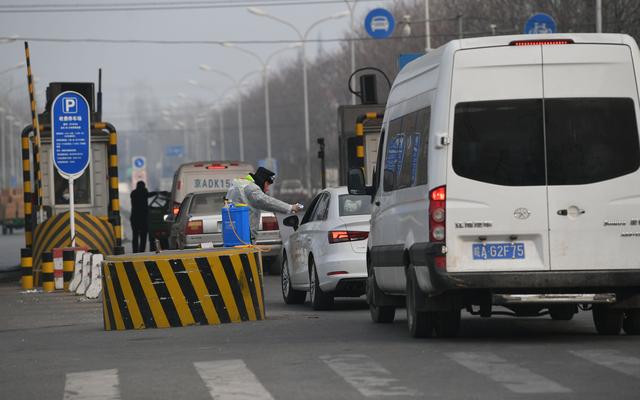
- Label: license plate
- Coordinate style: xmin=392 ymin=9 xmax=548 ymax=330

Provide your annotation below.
xmin=472 ymin=242 xmax=525 ymax=260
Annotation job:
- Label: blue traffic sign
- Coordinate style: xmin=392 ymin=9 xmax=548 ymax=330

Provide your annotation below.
xmin=364 ymin=8 xmax=395 ymax=39
xmin=524 ymin=13 xmax=557 ymax=34
xmin=133 ymin=157 xmax=145 ymax=169
xmin=51 ymin=91 xmax=91 ymax=178
xmin=165 ymin=145 xmax=184 ymax=157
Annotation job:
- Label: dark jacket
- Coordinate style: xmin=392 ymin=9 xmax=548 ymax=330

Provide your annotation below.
xmin=130 ymin=184 xmax=149 ymax=229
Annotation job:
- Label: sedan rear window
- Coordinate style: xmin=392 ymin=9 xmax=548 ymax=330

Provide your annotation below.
xmin=339 ymin=195 xmax=372 ymax=216
xmin=189 ymin=192 xmax=226 ymax=215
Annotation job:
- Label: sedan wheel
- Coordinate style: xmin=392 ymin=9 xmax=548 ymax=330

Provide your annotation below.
xmin=281 ymin=256 xmax=305 ymax=304
xmin=310 ymin=260 xmax=334 ymax=310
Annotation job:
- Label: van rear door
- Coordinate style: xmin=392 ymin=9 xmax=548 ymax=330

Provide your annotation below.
xmin=447 ymin=46 xmax=550 ymax=273
xmin=542 ymin=44 xmax=640 ymax=270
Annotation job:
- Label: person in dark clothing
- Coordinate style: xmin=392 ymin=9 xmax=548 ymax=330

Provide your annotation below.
xmin=130 ymin=181 xmax=153 ymax=253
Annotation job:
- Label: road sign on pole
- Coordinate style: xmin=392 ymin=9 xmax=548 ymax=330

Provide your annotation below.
xmin=132 ymin=156 xmax=147 ymax=186
xmin=51 ymin=91 xmax=91 ymax=247
xmin=524 ymin=13 xmax=557 ymax=34
xmin=364 ymin=8 xmax=395 ymax=39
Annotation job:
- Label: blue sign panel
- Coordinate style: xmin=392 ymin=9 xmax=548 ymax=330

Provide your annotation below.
xmin=364 ymin=8 xmax=395 ymax=39
xmin=52 ymin=91 xmax=91 ymax=178
xmin=133 ymin=157 xmax=145 ymax=169
xmin=398 ymin=52 xmax=424 ymax=71
xmin=165 ymin=145 xmax=184 ymax=157
xmin=524 ymin=13 xmax=557 ymax=34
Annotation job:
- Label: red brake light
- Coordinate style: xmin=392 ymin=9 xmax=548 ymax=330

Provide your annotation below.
xmin=429 ymin=185 xmax=446 ymax=243
xmin=177 ymin=180 xmax=182 ymax=190
xmin=327 ymin=271 xmax=348 ymax=276
xmin=328 ymin=230 xmax=368 ymax=244
xmin=510 ymin=39 xmax=573 ymax=46
xmin=172 ymin=202 xmax=181 ymax=216
xmin=207 ymin=164 xmax=226 ymax=169
xmin=261 ymin=216 xmax=279 ymax=231
xmin=185 ymin=220 xmax=204 ymax=235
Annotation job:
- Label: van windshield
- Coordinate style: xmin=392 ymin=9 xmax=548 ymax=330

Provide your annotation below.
xmin=453 ymin=98 xmax=640 ymax=186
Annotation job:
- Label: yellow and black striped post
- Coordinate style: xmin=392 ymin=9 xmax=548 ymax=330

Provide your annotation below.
xmin=21 ymin=126 xmax=34 ymax=248
xmin=63 ymin=250 xmax=75 ymax=291
xmin=41 ymin=252 xmax=54 ymax=292
xmin=354 ymin=112 xmax=384 ymax=169
xmin=102 ymin=248 xmax=265 ymax=331
xmin=96 ymin=122 xmax=123 ymax=253
xmin=24 ymin=42 xmax=42 ymax=216
xmin=21 ymin=248 xmax=33 ymax=290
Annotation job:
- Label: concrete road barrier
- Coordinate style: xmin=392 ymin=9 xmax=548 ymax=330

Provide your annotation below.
xmin=101 ymin=248 xmax=265 ymax=331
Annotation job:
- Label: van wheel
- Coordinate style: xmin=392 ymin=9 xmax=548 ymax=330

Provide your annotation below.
xmin=593 ymin=305 xmax=623 ymax=335
xmin=549 ymin=305 xmax=576 ymax=321
xmin=623 ymin=310 xmax=640 ymax=335
xmin=281 ymin=256 xmax=305 ymax=304
xmin=435 ymin=309 xmax=461 ymax=338
xmin=310 ymin=260 xmax=334 ymax=310
xmin=406 ymin=266 xmax=434 ymax=338
xmin=367 ymin=268 xmax=395 ymax=323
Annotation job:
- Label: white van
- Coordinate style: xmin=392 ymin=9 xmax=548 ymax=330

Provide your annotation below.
xmin=348 ymin=33 xmax=640 ymax=338
xmin=169 ymin=161 xmax=253 ymax=215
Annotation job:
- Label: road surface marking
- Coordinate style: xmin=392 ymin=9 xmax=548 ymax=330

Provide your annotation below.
xmin=447 ymin=352 xmax=571 ymax=394
xmin=194 ymin=359 xmax=274 ymax=400
xmin=63 ymin=368 xmax=120 ymax=400
xmin=570 ymin=349 xmax=640 ymax=378
xmin=320 ymin=354 xmax=419 ymax=397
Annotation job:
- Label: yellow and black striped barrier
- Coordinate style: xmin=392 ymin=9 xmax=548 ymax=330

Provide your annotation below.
xmin=42 ymin=252 xmax=54 ymax=293
xmin=21 ymin=248 xmax=33 ymax=290
xmin=63 ymin=250 xmax=75 ymax=291
xmin=32 ymin=211 xmax=116 ymax=283
xmin=354 ymin=111 xmax=384 ymax=169
xmin=102 ymin=248 xmax=265 ymax=331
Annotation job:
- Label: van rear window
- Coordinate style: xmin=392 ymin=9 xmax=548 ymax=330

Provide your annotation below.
xmin=453 ymin=99 xmax=546 ymax=186
xmin=453 ymin=98 xmax=640 ymax=186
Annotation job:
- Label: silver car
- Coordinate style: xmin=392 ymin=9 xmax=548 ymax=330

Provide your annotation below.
xmin=167 ymin=191 xmax=283 ymax=274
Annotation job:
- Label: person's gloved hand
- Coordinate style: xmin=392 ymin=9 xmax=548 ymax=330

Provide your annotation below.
xmin=291 ymin=203 xmax=304 ymax=214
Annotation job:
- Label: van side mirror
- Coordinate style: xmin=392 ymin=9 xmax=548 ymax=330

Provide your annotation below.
xmin=283 ymin=215 xmax=299 ymax=231
xmin=348 ymin=168 xmax=372 ymax=196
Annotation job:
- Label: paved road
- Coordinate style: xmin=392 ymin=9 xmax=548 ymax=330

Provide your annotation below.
xmin=1 ymin=274 xmax=639 ymax=400
xmin=0 ymin=230 xmax=24 ymax=272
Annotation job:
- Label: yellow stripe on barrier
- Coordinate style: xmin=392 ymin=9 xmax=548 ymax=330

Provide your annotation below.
xmin=102 ymin=248 xmax=265 ymax=330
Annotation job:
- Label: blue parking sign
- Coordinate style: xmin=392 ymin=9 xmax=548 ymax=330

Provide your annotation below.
xmin=524 ymin=13 xmax=557 ymax=34
xmin=364 ymin=8 xmax=395 ymax=39
xmin=51 ymin=91 xmax=91 ymax=178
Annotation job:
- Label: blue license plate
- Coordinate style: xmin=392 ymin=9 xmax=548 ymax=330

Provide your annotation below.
xmin=472 ymin=242 xmax=525 ymax=260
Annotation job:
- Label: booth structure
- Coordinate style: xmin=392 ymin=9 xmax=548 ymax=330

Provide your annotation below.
xmin=20 ymin=82 xmax=123 ymax=286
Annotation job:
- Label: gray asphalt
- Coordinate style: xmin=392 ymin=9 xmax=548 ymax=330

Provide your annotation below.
xmin=1 ymin=273 xmax=639 ymax=400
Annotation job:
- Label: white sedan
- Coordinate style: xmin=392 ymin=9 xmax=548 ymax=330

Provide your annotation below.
xmin=280 ymin=187 xmax=371 ymax=310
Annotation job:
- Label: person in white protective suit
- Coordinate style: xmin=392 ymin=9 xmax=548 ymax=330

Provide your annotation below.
xmin=226 ymin=167 xmax=303 ymax=241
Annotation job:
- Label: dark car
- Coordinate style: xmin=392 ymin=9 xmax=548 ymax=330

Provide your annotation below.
xmin=148 ymin=191 xmax=171 ymax=251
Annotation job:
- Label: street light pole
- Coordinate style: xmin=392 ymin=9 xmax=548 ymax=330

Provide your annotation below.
xmin=343 ymin=0 xmax=360 ymax=105
xmin=247 ymin=7 xmax=348 ymax=194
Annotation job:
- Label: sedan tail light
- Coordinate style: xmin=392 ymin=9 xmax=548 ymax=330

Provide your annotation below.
xmin=261 ymin=216 xmax=279 ymax=231
xmin=185 ymin=220 xmax=203 ymax=235
xmin=328 ymin=230 xmax=369 ymax=244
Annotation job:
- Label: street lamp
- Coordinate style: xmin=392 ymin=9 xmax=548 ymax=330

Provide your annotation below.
xmin=342 ymin=0 xmax=360 ymax=105
xmin=247 ymin=7 xmax=349 ymax=194
xmin=220 ymin=42 xmax=301 ymax=166
xmin=197 ymin=66 xmax=260 ymax=161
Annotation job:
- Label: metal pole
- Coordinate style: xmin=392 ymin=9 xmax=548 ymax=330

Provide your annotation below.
xmin=219 ymin=109 xmax=226 ymax=160
xmin=264 ymin=67 xmax=272 ymax=161
xmin=350 ymin=9 xmax=356 ymax=105
xmin=8 ymin=122 xmax=15 ymax=186
xmin=237 ymin=98 xmax=244 ymax=161
xmin=1 ymin=115 xmax=6 ymax=187
xmin=596 ymin=0 xmax=602 ymax=33
xmin=302 ymin=45 xmax=312 ymax=195
xmin=69 ymin=178 xmax=76 ymax=247
xmin=457 ymin=14 xmax=463 ymax=39
xmin=425 ymin=0 xmax=431 ymax=51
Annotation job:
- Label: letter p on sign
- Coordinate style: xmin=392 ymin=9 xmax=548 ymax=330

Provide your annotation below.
xmin=63 ymin=97 xmax=77 ymax=114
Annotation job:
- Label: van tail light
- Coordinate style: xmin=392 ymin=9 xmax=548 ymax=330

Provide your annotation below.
xmin=185 ymin=220 xmax=204 ymax=235
xmin=172 ymin=202 xmax=181 ymax=216
xmin=429 ymin=186 xmax=446 ymax=243
xmin=328 ymin=230 xmax=369 ymax=244
xmin=207 ymin=164 xmax=226 ymax=169
xmin=261 ymin=216 xmax=279 ymax=231
xmin=510 ymin=39 xmax=573 ymax=46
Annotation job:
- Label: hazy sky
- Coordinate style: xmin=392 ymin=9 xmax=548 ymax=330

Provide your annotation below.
xmin=0 ymin=0 xmax=393 ymax=128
